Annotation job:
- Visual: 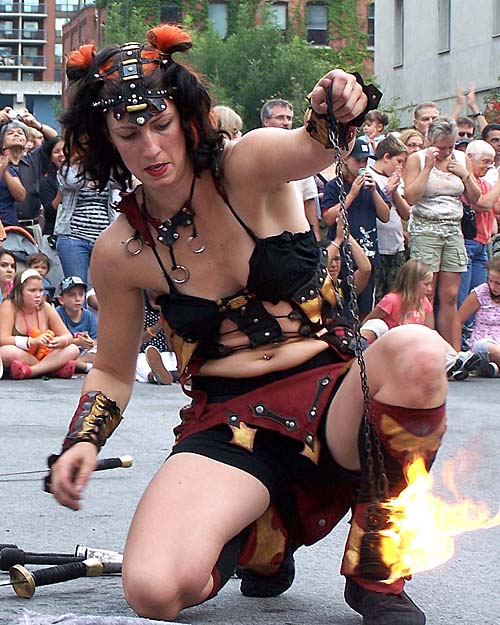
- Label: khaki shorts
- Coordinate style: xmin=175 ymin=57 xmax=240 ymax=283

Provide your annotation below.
xmin=410 ymin=231 xmax=467 ymax=273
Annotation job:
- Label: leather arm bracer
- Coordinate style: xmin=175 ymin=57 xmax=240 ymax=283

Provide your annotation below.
xmin=61 ymin=391 xmax=123 ymax=453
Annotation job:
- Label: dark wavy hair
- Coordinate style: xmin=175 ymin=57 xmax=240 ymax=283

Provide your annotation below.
xmin=61 ymin=34 xmax=223 ymax=191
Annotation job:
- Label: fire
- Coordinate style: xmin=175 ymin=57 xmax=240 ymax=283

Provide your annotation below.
xmin=379 ymin=456 xmax=500 ymax=579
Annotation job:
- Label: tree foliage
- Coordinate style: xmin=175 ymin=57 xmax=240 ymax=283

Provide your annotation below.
xmin=97 ymin=1 xmax=372 ymax=130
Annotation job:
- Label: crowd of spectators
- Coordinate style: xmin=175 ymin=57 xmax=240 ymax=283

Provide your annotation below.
xmin=1 ymin=83 xmax=499 ymax=382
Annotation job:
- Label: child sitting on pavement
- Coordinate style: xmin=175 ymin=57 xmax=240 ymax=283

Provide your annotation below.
xmin=26 ymin=252 xmax=55 ymax=304
xmin=55 ymin=276 xmax=97 ymax=374
xmin=455 ymin=256 xmax=500 ymax=377
xmin=363 ymin=258 xmax=481 ymax=380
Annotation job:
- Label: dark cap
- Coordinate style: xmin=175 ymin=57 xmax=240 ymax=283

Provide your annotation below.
xmin=350 ymin=138 xmax=370 ymax=159
xmin=455 ymin=137 xmax=472 ymax=148
xmin=59 ymin=275 xmax=87 ymax=295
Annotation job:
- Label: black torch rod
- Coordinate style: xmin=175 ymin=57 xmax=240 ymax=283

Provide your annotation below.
xmin=2 ymin=558 xmax=121 ymax=598
xmin=0 ymin=547 xmax=85 ymax=570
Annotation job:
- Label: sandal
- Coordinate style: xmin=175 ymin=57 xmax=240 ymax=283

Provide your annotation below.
xmin=52 ymin=360 xmax=76 ymax=379
xmin=10 ymin=360 xmax=33 ymax=380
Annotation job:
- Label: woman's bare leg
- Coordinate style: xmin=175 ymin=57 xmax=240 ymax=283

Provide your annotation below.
xmin=123 ymin=453 xmax=270 ymax=621
xmin=437 ymin=271 xmax=461 ymax=348
xmin=326 ymin=324 xmax=448 ymax=471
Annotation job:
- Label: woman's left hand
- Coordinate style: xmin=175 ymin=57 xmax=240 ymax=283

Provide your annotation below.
xmin=310 ymin=70 xmax=367 ymax=124
xmin=447 ymin=159 xmax=468 ymax=180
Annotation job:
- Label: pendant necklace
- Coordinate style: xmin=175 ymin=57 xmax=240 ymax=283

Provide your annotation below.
xmin=142 ymin=176 xmax=205 ymax=284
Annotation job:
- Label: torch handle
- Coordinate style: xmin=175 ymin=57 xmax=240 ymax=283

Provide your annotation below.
xmin=95 ymin=456 xmax=132 ymax=471
xmin=0 ymin=548 xmax=85 ymax=570
xmin=31 ymin=561 xmax=92 ymax=588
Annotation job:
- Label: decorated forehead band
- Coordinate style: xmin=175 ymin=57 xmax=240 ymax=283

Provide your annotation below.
xmin=91 ymin=42 xmax=175 ymax=126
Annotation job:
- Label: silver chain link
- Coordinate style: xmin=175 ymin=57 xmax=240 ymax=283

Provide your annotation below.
xmin=326 ymin=94 xmax=388 ymax=501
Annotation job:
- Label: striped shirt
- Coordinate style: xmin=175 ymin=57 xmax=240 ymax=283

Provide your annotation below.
xmin=70 ymin=185 xmax=112 ymax=242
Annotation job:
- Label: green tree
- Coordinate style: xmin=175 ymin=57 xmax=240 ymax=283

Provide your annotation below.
xmin=187 ymin=4 xmax=369 ymax=130
xmin=101 ymin=0 xmax=161 ymax=44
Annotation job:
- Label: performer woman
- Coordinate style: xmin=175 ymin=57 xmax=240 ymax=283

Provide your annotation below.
xmin=50 ymin=24 xmax=449 ymax=624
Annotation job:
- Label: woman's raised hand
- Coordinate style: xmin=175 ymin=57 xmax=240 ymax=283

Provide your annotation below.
xmin=310 ymin=70 xmax=367 ymax=124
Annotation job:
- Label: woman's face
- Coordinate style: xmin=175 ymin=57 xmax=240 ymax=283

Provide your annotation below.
xmin=22 ymin=277 xmax=44 ymax=309
xmin=107 ymin=102 xmax=191 ymax=188
xmin=0 ymin=253 xmax=15 ymax=285
xmin=51 ymin=140 xmax=65 ymax=170
xmin=405 ymin=135 xmax=424 ymax=155
xmin=430 ymin=134 xmax=456 ymax=161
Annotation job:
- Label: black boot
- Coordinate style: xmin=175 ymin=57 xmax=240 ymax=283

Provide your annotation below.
xmin=238 ymin=547 xmax=295 ymax=598
xmin=344 ymin=578 xmax=425 ymax=625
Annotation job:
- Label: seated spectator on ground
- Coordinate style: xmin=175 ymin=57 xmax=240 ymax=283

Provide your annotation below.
xmin=0 ymin=248 xmax=15 ymax=304
xmin=56 ymin=276 xmax=97 ymax=374
xmin=455 ymin=256 xmax=500 ymax=377
xmin=321 ymin=138 xmax=390 ymax=319
xmin=135 ymin=289 xmax=177 ymax=385
xmin=26 ymin=251 xmax=54 ymax=304
xmin=363 ymin=258 xmax=481 ymax=380
xmin=0 ymin=268 xmax=79 ymax=379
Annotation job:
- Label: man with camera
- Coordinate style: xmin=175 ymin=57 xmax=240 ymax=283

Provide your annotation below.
xmin=0 ymin=107 xmax=57 ymax=246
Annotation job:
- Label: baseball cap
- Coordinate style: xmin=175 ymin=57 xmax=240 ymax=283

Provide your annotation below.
xmin=455 ymin=137 xmax=472 ymax=148
xmin=59 ymin=276 xmax=87 ymax=295
xmin=350 ymin=138 xmax=370 ymax=159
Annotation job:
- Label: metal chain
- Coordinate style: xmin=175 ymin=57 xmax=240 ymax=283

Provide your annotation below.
xmin=325 ymin=86 xmax=388 ymax=501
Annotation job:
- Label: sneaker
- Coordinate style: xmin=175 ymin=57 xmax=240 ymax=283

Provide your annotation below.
xmin=10 ymin=360 xmax=32 ymax=380
xmin=477 ymin=362 xmax=499 ymax=378
xmin=51 ymin=360 xmax=76 ymax=379
xmin=447 ymin=351 xmax=481 ymax=381
xmin=344 ymin=577 xmax=425 ymax=625
xmin=239 ymin=547 xmax=295 ymax=598
xmin=458 ymin=350 xmax=481 ymax=373
xmin=145 ymin=345 xmax=174 ymax=385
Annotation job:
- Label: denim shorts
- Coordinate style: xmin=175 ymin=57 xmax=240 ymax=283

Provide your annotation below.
xmin=410 ymin=231 xmax=467 ymax=273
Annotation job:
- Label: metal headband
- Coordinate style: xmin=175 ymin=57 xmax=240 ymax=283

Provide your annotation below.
xmin=91 ymin=42 xmax=174 ymax=126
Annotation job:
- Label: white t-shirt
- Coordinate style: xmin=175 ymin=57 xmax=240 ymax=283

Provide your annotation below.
xmin=368 ymin=166 xmax=405 ymax=254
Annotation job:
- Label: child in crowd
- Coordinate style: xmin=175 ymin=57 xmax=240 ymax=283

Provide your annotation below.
xmin=368 ymin=135 xmax=410 ymax=302
xmin=0 ymin=249 xmax=15 ymax=303
xmin=55 ymin=276 xmax=97 ymax=374
xmin=360 ymin=110 xmax=389 ymax=158
xmin=0 ymin=268 xmax=79 ymax=379
xmin=26 ymin=252 xmax=55 ymax=304
xmin=321 ymin=138 xmax=390 ymax=319
xmin=455 ymin=256 xmax=500 ymax=377
xmin=363 ymin=259 xmax=481 ymax=379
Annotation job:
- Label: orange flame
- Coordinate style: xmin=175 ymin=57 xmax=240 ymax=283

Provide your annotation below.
xmin=379 ymin=456 xmax=500 ymax=579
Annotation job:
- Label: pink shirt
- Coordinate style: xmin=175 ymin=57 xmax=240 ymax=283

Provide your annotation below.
xmin=471 ymin=178 xmax=496 ymax=245
xmin=469 ymin=282 xmax=500 ymax=345
xmin=377 ymin=292 xmax=433 ymax=329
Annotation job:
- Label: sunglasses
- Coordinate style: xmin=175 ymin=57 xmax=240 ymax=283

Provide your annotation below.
xmin=458 ymin=131 xmax=474 ymax=138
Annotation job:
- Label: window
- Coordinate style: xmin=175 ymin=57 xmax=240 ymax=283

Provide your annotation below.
xmin=495 ymin=0 xmax=500 ymax=36
xmin=367 ymin=2 xmax=375 ymax=49
xmin=54 ymin=42 xmax=62 ymax=64
xmin=306 ymin=3 xmax=328 ymax=45
xmin=23 ymin=21 xmax=39 ymax=38
xmin=0 ymin=20 xmax=13 ymax=36
xmin=56 ymin=1 xmax=80 ymax=11
xmin=160 ymin=4 xmax=182 ymax=23
xmin=23 ymin=0 xmax=41 ymax=13
xmin=269 ymin=2 xmax=287 ymax=31
xmin=438 ymin=0 xmax=450 ymax=53
xmin=208 ymin=2 xmax=227 ymax=38
xmin=55 ymin=17 xmax=69 ymax=37
xmin=393 ymin=0 xmax=404 ymax=67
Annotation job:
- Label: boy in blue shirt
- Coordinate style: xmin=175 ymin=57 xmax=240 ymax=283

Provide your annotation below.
xmin=56 ymin=276 xmax=97 ymax=373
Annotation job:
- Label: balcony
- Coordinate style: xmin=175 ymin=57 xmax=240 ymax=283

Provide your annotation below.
xmin=0 ymin=28 xmax=46 ymax=41
xmin=0 ymin=3 xmax=47 ymax=16
xmin=0 ymin=53 xmax=45 ymax=67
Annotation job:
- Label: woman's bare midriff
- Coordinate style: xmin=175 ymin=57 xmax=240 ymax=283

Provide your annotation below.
xmin=197 ymin=337 xmax=329 ymax=378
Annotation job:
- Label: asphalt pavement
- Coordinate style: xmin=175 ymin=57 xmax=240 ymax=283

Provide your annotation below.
xmin=0 ymin=375 xmax=498 ymax=625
